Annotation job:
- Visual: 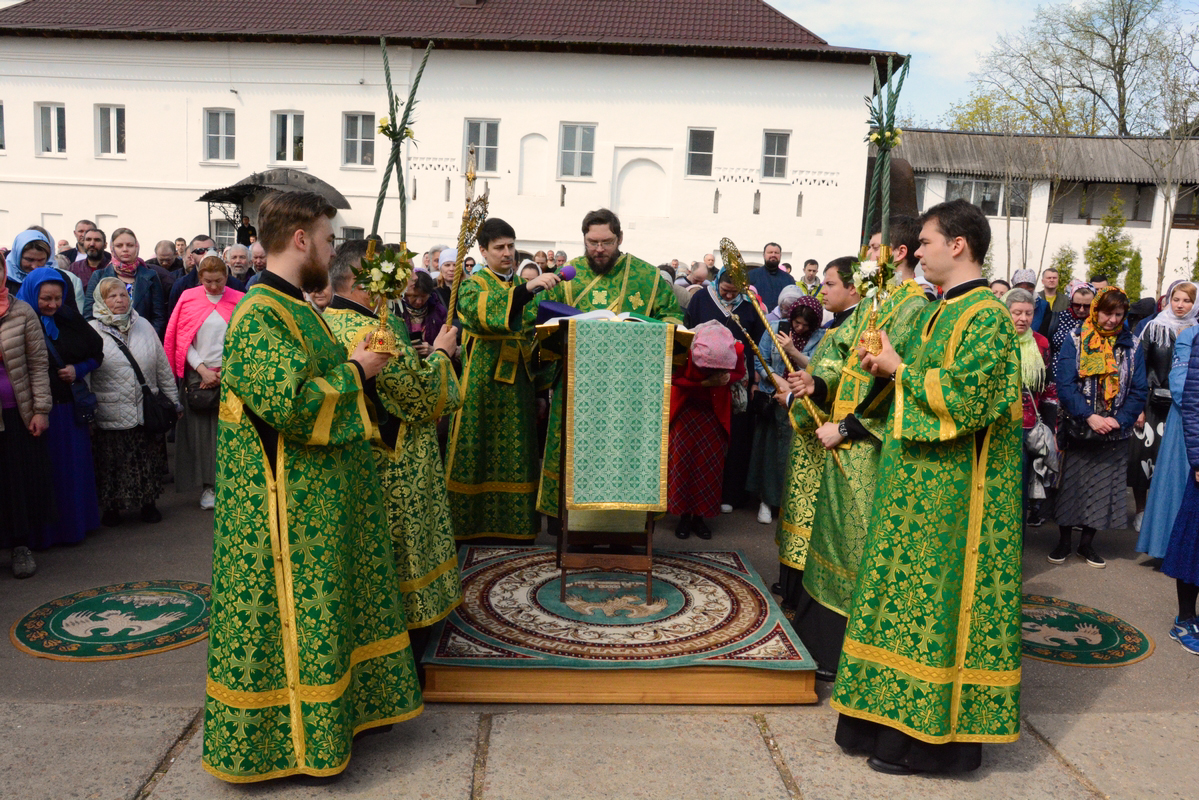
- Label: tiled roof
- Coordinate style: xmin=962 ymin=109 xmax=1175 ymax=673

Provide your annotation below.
xmin=0 ymin=0 xmax=888 ymax=61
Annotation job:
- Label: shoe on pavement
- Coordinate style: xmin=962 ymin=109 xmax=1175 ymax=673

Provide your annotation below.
xmin=1077 ymin=544 xmax=1106 ymax=568
xmin=867 ymin=756 xmax=922 ymax=776
xmin=11 ymin=546 xmax=36 ymax=579
xmin=1169 ymin=617 xmax=1199 ymax=655
xmin=199 ymin=487 xmax=215 ymax=510
xmin=757 ymin=502 xmax=773 ymax=524
xmin=1026 ymin=511 xmax=1045 ymax=527
xmin=1047 ymin=542 xmax=1071 ymax=564
xmin=720 ymin=503 xmax=733 ymax=514
xmin=140 ymin=503 xmax=163 ymax=524
xmin=674 ymin=515 xmax=692 ymax=540
xmin=692 ymin=517 xmax=713 ymax=540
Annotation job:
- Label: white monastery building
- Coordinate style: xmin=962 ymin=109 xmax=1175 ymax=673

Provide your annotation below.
xmin=0 ymin=0 xmax=895 ymax=267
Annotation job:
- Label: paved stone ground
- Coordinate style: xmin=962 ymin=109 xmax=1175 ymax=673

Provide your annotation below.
xmin=2 ymin=484 xmax=1197 ymax=799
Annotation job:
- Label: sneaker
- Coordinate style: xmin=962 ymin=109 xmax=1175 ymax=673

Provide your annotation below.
xmin=693 ymin=517 xmax=713 ymax=540
xmin=1078 ymin=544 xmax=1106 ymax=568
xmin=140 ymin=503 xmax=163 ymax=524
xmin=1047 ymin=542 xmax=1071 ymax=564
xmin=1133 ymin=511 xmax=1144 ymax=532
xmin=720 ymin=504 xmax=733 ymax=514
xmin=199 ymin=488 xmax=215 ymax=510
xmin=1169 ymin=617 xmax=1199 ymax=655
xmin=11 ymin=546 xmax=36 ymax=579
xmin=1026 ymin=510 xmax=1045 ymax=527
xmin=757 ymin=502 xmax=773 ymax=524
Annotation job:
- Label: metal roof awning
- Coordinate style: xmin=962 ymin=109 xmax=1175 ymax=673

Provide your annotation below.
xmin=198 ymin=168 xmax=352 ymax=209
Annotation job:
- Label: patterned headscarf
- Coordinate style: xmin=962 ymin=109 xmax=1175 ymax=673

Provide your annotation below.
xmin=707 ymin=267 xmax=745 ymax=312
xmin=1003 ymin=289 xmax=1046 ymax=392
xmin=789 ymin=294 xmax=823 ymax=353
xmin=15 ymin=267 xmax=68 ymax=340
xmin=5 ymin=230 xmax=55 ymax=286
xmin=1077 ymin=286 xmax=1126 ymax=404
xmin=1142 ymin=281 xmax=1198 ymax=348
xmin=92 ymin=276 xmax=135 ymax=333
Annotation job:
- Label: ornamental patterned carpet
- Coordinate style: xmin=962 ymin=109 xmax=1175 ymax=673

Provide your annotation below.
xmin=1021 ymin=594 xmax=1154 ymax=667
xmin=423 ymin=547 xmax=814 ymax=670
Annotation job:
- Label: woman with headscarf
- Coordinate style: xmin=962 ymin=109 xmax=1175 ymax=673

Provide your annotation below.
xmin=685 ymin=267 xmax=766 ymax=514
xmin=83 ymin=228 xmax=167 ymax=338
xmin=745 ymin=294 xmax=823 ymax=524
xmin=0 ymin=265 xmax=54 ymax=578
xmin=1160 ymin=335 xmax=1199 ymax=655
xmin=15 ymin=268 xmax=104 ymax=548
xmin=767 ymin=284 xmax=804 ymax=325
xmin=1048 ymin=280 xmax=1096 ymax=377
xmin=6 ymin=229 xmax=84 ymax=313
xmin=1005 ymin=288 xmax=1058 ymax=527
xmin=87 ymin=276 xmax=179 ymax=525
xmin=401 ymin=270 xmax=449 ymax=360
xmin=164 ymin=255 xmax=243 ymax=511
xmin=1129 ymin=281 xmax=1198 ymax=529
xmin=669 ymin=321 xmax=746 ymax=539
xmin=1053 ymin=287 xmax=1147 ymax=568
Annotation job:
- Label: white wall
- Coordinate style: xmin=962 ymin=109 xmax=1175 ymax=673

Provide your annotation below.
xmin=0 ymin=38 xmax=874 ymax=267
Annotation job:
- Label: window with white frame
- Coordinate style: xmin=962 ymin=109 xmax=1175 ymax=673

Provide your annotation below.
xmin=205 ymin=109 xmax=235 ymax=161
xmin=946 ymin=176 xmax=1026 ymax=218
xmin=341 ymin=227 xmax=364 ymax=241
xmin=273 ymin=112 xmax=304 ymax=163
xmin=559 ymin=124 xmax=595 ymax=178
xmin=344 ymin=113 xmax=375 ymax=166
xmin=213 ymin=220 xmax=236 ymax=249
xmin=465 ymin=119 xmax=499 ymax=172
xmin=95 ymin=105 xmax=125 ymax=156
xmin=36 ymin=103 xmax=66 ymax=154
xmin=762 ymin=131 xmax=789 ymax=179
xmin=687 ymin=129 xmax=714 ymax=177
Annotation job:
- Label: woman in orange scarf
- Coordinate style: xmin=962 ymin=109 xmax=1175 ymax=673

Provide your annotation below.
xmin=1053 ymin=286 xmax=1147 ymax=568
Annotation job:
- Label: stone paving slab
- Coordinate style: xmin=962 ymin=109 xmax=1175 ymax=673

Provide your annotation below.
xmin=1026 ymin=711 xmax=1199 ymax=799
xmin=765 ymin=709 xmax=1098 ymax=800
xmin=482 ymin=712 xmax=789 ymax=800
xmin=146 ymin=708 xmax=478 ymax=799
xmin=0 ymin=702 xmax=197 ymax=800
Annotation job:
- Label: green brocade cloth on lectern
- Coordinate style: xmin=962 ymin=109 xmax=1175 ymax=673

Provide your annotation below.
xmin=536 ymin=253 xmax=683 ymax=517
xmin=563 ymin=319 xmax=674 ymax=511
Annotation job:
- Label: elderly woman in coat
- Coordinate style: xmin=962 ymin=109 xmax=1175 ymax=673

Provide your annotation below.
xmin=0 ymin=264 xmax=54 ymax=578
xmin=87 ymin=277 xmax=179 ymax=525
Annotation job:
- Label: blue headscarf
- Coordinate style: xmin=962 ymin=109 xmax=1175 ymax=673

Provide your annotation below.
xmin=707 ymin=266 xmax=745 ymax=312
xmin=16 ymin=267 xmax=68 ymax=340
xmin=6 ymin=230 xmax=56 ymax=286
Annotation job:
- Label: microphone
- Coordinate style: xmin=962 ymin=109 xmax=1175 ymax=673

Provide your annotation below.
xmin=559 ymin=265 xmax=576 ymax=281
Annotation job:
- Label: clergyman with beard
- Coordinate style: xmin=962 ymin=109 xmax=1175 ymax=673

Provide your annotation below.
xmin=534 ymin=207 xmax=684 ymax=522
xmin=748 ymin=241 xmax=795 ymax=310
xmin=203 ymin=191 xmax=425 ymax=782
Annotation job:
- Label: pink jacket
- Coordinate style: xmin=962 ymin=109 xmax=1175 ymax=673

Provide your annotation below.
xmin=164 ymin=285 xmax=243 ymax=378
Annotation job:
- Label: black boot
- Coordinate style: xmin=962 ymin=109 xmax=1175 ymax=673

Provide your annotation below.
xmin=674 ymin=514 xmax=692 ymax=539
xmin=1077 ymin=527 xmax=1105 ymax=568
xmin=1048 ymin=526 xmax=1072 ymax=564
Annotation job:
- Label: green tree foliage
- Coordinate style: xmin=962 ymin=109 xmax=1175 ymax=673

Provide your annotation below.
xmin=1050 ymin=244 xmax=1078 ymax=285
xmin=1191 ymin=241 xmax=1199 ymax=283
xmin=1084 ymin=191 xmax=1135 ymax=282
xmin=982 ymin=247 xmax=994 ymax=281
xmin=1124 ymin=249 xmax=1143 ymax=300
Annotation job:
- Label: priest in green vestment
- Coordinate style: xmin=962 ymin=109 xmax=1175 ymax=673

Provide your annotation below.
xmin=825 ymin=199 xmax=1023 ymax=774
xmin=775 ymin=259 xmax=859 ymax=609
xmin=790 ymin=219 xmax=929 ymax=677
xmin=204 ymin=193 xmax=422 ymax=783
xmin=447 ymin=217 xmax=561 ymax=540
xmin=323 ymin=240 xmax=465 ymax=645
xmin=535 ymin=208 xmax=682 ymax=520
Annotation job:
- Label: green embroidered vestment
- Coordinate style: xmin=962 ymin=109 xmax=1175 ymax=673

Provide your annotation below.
xmin=536 ymin=253 xmax=682 ymax=517
xmin=830 ymin=286 xmax=1024 ymax=745
xmin=204 ymin=285 xmax=422 ymax=783
xmin=446 ymin=269 xmax=541 ymax=540
xmin=803 ymin=280 xmax=928 ymax=617
xmin=323 ymin=303 xmax=464 ymax=629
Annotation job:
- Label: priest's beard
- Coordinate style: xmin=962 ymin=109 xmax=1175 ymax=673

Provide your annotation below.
xmin=586 ymin=249 xmax=622 ymax=275
xmin=764 ymin=258 xmax=780 ymax=271
xmin=298 ymin=249 xmax=329 ymax=294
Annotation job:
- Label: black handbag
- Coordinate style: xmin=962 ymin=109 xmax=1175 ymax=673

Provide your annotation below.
xmin=749 ymin=388 xmax=776 ymax=420
xmin=104 ymin=332 xmax=178 ymax=436
xmin=184 ymin=367 xmax=220 ymax=412
xmin=45 ymin=337 xmax=97 ymax=426
xmin=1063 ymin=411 xmax=1118 ymax=446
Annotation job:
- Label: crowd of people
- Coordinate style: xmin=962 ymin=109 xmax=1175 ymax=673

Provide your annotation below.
xmin=7 ymin=192 xmax=1199 ymax=783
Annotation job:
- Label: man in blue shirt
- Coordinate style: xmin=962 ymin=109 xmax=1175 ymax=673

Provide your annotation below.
xmin=748 ymin=241 xmax=795 ymax=310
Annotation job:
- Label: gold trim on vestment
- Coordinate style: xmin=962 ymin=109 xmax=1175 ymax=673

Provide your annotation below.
xmin=446 ymin=478 xmax=538 ymax=494
xmin=201 ymin=705 xmax=425 ymax=784
xmin=564 ymin=323 xmax=578 ymax=508
xmin=406 ymin=596 xmax=462 ymax=630
xmin=841 ymin=638 xmax=1020 ymax=687
xmin=829 ymin=700 xmax=1020 ymax=746
xmin=267 ymin=437 xmax=305 ymax=765
xmin=807 ymin=549 xmax=857 ymax=584
xmin=398 ymin=555 xmax=459 ymax=592
xmin=309 ymin=377 xmax=338 ymax=446
xmin=925 ymin=368 xmax=958 ymax=441
xmin=454 ymin=530 xmax=538 ymax=541
xmin=892 ymin=363 xmax=906 ymax=440
xmin=219 ymin=393 xmax=243 ymax=424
